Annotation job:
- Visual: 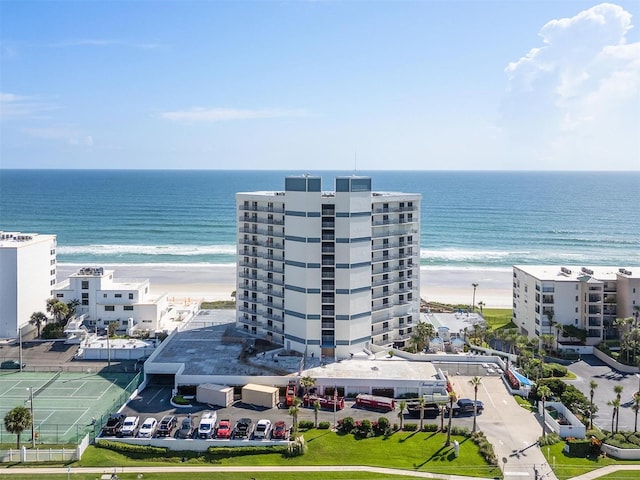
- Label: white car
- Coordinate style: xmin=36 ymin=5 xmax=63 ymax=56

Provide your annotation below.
xmin=253 ymin=419 xmax=272 ymax=439
xmin=197 ymin=411 xmax=217 ymax=439
xmin=137 ymin=417 xmax=158 ymax=438
xmin=118 ymin=416 xmax=139 ymax=437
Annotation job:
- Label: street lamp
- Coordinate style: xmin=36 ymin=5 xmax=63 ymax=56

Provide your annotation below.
xmin=471 ymin=283 xmax=479 ymax=314
xmin=27 ymin=387 xmax=35 ymax=447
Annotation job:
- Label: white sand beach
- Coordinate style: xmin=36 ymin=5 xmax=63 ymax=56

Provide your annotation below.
xmin=57 ymin=264 xmax=513 ymax=309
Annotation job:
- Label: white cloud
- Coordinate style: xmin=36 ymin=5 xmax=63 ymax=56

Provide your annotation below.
xmin=22 ymin=126 xmax=93 ymax=146
xmin=0 ymin=92 xmax=59 ymax=120
xmin=159 ymin=107 xmax=308 ymax=122
xmin=501 ymin=3 xmax=640 ymax=169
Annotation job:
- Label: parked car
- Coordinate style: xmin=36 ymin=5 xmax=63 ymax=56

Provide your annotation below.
xmin=100 ymin=413 xmax=126 ymax=437
xmin=118 ymin=416 xmax=139 ymax=437
xmin=137 ymin=417 xmax=158 ymax=438
xmin=231 ymin=418 xmax=253 ymax=439
xmin=197 ymin=411 xmax=217 ymax=439
xmin=271 ymin=420 xmax=288 ymax=440
xmin=407 ymin=402 xmax=441 ymax=419
xmin=253 ymin=419 xmax=271 ymax=439
xmin=215 ymin=419 xmax=231 ymax=439
xmin=0 ymin=360 xmax=25 ymax=370
xmin=176 ymin=416 xmax=192 ymax=439
xmin=447 ymin=398 xmax=484 ymax=416
xmin=156 ymin=415 xmax=177 ymax=437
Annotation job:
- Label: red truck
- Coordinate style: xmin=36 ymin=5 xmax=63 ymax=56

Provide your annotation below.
xmin=355 ymin=394 xmax=395 ymax=412
xmin=302 ymin=394 xmax=345 ymax=411
xmin=285 ymin=380 xmax=298 ymax=406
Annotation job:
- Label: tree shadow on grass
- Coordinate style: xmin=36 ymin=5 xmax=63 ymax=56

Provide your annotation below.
xmin=414 ymin=444 xmax=455 ymax=469
xmin=398 ymin=430 xmax=420 ymax=443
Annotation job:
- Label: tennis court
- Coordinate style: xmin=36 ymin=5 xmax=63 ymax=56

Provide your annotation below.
xmin=0 ymin=370 xmax=140 ymax=445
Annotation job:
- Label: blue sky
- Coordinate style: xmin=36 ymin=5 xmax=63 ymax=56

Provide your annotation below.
xmin=1 ymin=1 xmax=638 ymax=170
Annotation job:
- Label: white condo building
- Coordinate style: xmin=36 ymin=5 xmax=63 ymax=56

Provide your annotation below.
xmin=53 ymin=266 xmax=170 ymax=334
xmin=0 ymin=231 xmax=57 ymax=338
xmin=513 ymin=265 xmax=640 ymax=346
xmin=236 ymin=175 xmax=421 ymax=359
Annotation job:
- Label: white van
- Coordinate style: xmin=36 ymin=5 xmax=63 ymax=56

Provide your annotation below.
xmin=197 ymin=411 xmax=217 ymax=439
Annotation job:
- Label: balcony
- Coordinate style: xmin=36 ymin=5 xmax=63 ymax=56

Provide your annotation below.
xmin=262 ymin=323 xmax=283 ymax=334
xmin=238 ymin=227 xmax=285 ymax=238
xmin=239 ymin=204 xmax=284 ymax=213
xmin=588 ymin=295 xmax=602 ymax=303
xmin=372 ymin=302 xmax=393 ymax=312
xmin=238 ymin=215 xmax=284 ymax=226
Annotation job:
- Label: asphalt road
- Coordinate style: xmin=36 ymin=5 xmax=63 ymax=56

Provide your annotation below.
xmin=565 ymin=354 xmax=640 ymax=432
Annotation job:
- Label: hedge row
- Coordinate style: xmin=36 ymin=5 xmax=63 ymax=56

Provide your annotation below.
xmin=96 ymin=440 xmax=168 ymax=455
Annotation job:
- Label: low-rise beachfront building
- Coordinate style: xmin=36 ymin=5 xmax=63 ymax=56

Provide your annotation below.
xmin=53 ymin=266 xmax=172 ymax=334
xmin=512 ymin=265 xmax=640 ymax=346
xmin=0 ymin=231 xmax=57 ymax=338
xmin=236 ymin=175 xmax=421 ymax=359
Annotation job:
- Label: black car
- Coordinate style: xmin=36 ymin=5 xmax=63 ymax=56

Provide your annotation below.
xmin=407 ymin=402 xmax=441 ymax=419
xmin=447 ymin=398 xmax=484 ymax=416
xmin=0 ymin=360 xmax=25 ymax=370
xmin=100 ymin=413 xmax=127 ymax=437
xmin=231 ymin=418 xmax=253 ymax=439
xmin=156 ymin=415 xmax=177 ymax=437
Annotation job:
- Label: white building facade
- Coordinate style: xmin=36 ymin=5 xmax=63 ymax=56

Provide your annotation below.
xmin=236 ymin=175 xmax=421 ymax=359
xmin=0 ymin=231 xmax=57 ymax=338
xmin=53 ymin=266 xmax=170 ymax=333
xmin=513 ymin=265 xmax=640 ymax=346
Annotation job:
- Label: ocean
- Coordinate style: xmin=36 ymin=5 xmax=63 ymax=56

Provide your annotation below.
xmin=1 ymin=170 xmax=638 ymax=271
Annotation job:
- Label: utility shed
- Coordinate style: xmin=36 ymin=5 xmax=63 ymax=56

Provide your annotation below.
xmin=242 ymin=383 xmax=279 ymax=408
xmin=196 ymin=383 xmax=234 ymax=407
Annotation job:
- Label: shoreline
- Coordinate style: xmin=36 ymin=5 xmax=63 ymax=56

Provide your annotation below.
xmin=56 ymin=263 xmax=514 ymax=309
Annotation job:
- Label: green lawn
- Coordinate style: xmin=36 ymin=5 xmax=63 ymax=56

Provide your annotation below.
xmin=0 ymin=473 xmax=423 ymax=480
xmin=545 ymin=441 xmax=640 ymax=480
xmin=481 ymin=309 xmax=513 ymax=330
xmin=69 ymin=429 xmax=500 ymax=478
xmin=598 ymin=471 xmax=640 ymax=479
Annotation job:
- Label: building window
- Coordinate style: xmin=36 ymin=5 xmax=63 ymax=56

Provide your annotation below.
xmin=82 ymin=299 xmax=88 ymax=306
xmin=105 ymin=306 xmax=115 ymax=312
xmin=129 ymin=293 xmax=134 ymax=300
xmin=124 ymin=306 xmax=134 ymax=311
xmin=82 ymin=293 xmax=88 ymax=299
xmin=103 ymin=294 xmax=107 ymax=298
xmin=56 ymin=293 xmax=64 ymax=298
xmin=81 ymin=281 xmax=89 ymax=289
xmin=115 ymin=294 xmax=122 ymax=298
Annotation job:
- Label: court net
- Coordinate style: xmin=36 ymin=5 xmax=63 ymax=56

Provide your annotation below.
xmin=33 ymin=371 xmax=61 ymax=397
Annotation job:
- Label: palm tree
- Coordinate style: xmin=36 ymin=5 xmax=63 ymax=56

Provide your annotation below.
xmin=632 ymin=392 xmax=640 ymax=433
xmin=288 ymin=397 xmax=301 ymax=439
xmin=46 ymin=298 xmax=69 ymax=326
xmin=537 ymin=385 xmax=552 ymax=439
xmin=313 ymin=399 xmax=320 ymax=428
xmin=65 ymin=299 xmax=80 ymax=321
xmin=398 ymin=400 xmax=407 ymax=431
xmin=29 ymin=311 xmax=47 ymax=338
xmin=445 ymin=391 xmax=457 ymax=446
xmin=589 ymin=380 xmax=598 ymax=430
xmin=469 ymin=376 xmax=483 ymax=433
xmin=418 ymin=397 xmax=425 ymax=432
xmin=477 ymin=301 xmax=484 ymax=313
xmin=410 ymin=321 xmax=435 ymax=353
xmin=614 ymin=385 xmax=624 ymax=432
xmin=4 ymin=406 xmax=32 ymax=448
xmin=300 ymin=375 xmax=316 ymax=396
xmin=471 ymin=283 xmax=479 ymax=313
xmin=555 ymin=323 xmax=563 ymax=353
xmin=607 ymin=397 xmax=621 ymax=433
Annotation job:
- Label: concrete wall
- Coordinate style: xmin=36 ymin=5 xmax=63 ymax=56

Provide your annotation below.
xmin=540 ymin=401 xmax=586 ymax=439
xmin=593 ymin=347 xmax=640 ymax=374
xmin=601 ymin=443 xmax=640 ymax=460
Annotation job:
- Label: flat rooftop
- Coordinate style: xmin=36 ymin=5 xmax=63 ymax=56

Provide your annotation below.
xmin=514 ymin=265 xmax=638 ymax=281
xmin=303 ymin=356 xmax=439 ymax=381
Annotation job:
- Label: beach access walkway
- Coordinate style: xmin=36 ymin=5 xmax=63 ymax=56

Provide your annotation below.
xmin=2 ymin=464 xmax=639 ymax=478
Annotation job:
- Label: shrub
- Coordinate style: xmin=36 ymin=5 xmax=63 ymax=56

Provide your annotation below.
xmin=539 ymin=432 xmax=562 ymax=446
xmin=450 ymin=425 xmax=470 ymax=436
xmin=317 ymin=421 xmax=330 ymax=430
xmin=207 ymin=445 xmax=288 ymax=456
xmin=354 ymin=419 xmax=374 ymax=438
xmin=298 ymin=420 xmax=314 ymax=431
xmin=374 ymin=417 xmax=391 ymax=436
xmin=172 ymin=395 xmax=190 ymax=405
xmin=42 ymin=323 xmax=64 ymax=339
xmin=97 ymin=440 xmax=168 ymax=455
xmin=470 ymin=431 xmax=498 ymax=466
xmin=338 ymin=416 xmax=355 ymax=434
xmin=423 ymin=423 xmax=439 ymax=432
xmin=285 ymin=437 xmax=307 ymax=457
xmin=402 ymin=423 xmax=418 ymax=431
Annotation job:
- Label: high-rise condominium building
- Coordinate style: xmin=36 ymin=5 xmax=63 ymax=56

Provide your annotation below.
xmin=513 ymin=265 xmax=640 ymax=345
xmin=0 ymin=231 xmax=57 ymax=338
xmin=236 ymin=175 xmax=421 ymax=359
